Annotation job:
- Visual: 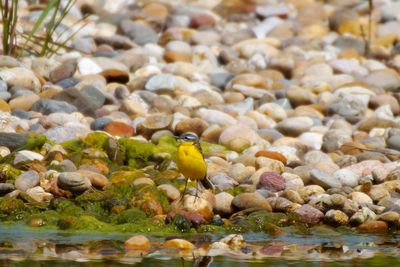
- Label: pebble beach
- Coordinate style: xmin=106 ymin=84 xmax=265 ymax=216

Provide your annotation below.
xmin=2 ymin=0 xmax=400 ymax=265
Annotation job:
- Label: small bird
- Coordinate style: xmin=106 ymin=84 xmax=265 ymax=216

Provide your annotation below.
xmin=175 ymin=132 xmax=208 ymax=199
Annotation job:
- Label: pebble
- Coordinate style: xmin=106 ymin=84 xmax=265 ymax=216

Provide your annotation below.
xmin=31 ymin=99 xmax=77 ymax=115
xmin=125 ymin=235 xmax=151 ymax=252
xmin=275 ymin=117 xmax=314 ymax=137
xmin=232 ymin=192 xmax=272 ymax=212
xmin=157 ymin=184 xmax=180 ymax=201
xmin=310 ymin=169 xmax=342 ymax=189
xmin=57 ymin=172 xmax=92 ymax=194
xmin=348 ymin=192 xmax=373 ymax=205
xmin=294 ymin=204 xmax=324 ymax=224
xmin=15 ymin=171 xmax=40 ymax=191
xmin=77 ymin=169 xmax=109 ymax=189
xmin=14 ymin=150 xmax=44 ymax=165
xmin=257 ymin=172 xmax=285 ymax=192
xmin=214 ymin=192 xmax=234 ymax=215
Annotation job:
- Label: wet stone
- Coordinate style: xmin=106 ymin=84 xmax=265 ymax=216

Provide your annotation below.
xmin=15 ymin=171 xmax=40 ymax=191
xmin=57 ymin=172 xmax=92 ymax=194
xmin=31 ymin=99 xmax=77 ymax=115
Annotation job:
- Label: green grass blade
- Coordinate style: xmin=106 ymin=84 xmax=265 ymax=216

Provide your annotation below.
xmin=20 ymin=0 xmax=58 ymax=56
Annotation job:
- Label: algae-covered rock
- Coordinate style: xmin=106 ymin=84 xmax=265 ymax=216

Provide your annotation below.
xmin=75 ymin=190 xmax=109 ymax=219
xmin=108 ymin=170 xmax=144 ymax=184
xmin=130 ymin=184 xmax=170 ymax=216
xmin=0 ymin=197 xmax=26 ymax=214
xmin=111 ymin=208 xmax=147 ymax=224
xmin=53 ymin=199 xmax=85 ymax=217
xmin=83 ymin=132 xmax=110 ymax=150
xmin=0 ymin=164 xmax=22 ymax=182
xmin=69 ymin=215 xmax=114 ymax=231
xmin=117 ymin=138 xmax=156 ymax=168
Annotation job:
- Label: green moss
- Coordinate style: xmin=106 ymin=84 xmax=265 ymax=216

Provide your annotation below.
xmin=246 ymin=211 xmax=290 ymax=228
xmin=57 ymin=215 xmax=78 ymax=230
xmin=225 ymin=186 xmax=246 ymax=197
xmin=75 ymin=190 xmax=107 ymax=203
xmin=0 ymin=197 xmax=26 ymax=214
xmin=0 ymin=164 xmax=22 ymax=182
xmin=54 ymin=199 xmax=85 ymax=217
xmin=83 ymin=132 xmax=110 ymax=150
xmin=117 ymin=138 xmax=156 ymax=167
xmin=16 ymin=133 xmax=49 ymax=152
xmin=228 ymin=217 xmax=257 ymax=233
xmin=70 ymin=215 xmax=113 ymax=231
xmin=130 ymin=184 xmax=170 ymax=215
xmin=61 ymin=139 xmax=86 ymax=152
xmin=110 ymin=208 xmax=147 ymax=224
xmin=115 ymin=220 xmax=177 ymax=234
xmin=108 ymin=170 xmax=144 ymax=184
xmin=154 ymin=135 xmax=178 ymax=160
xmin=31 ymin=210 xmax=60 ymax=226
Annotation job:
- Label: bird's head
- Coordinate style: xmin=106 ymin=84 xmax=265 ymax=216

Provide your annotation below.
xmin=175 ymin=132 xmax=199 ymax=144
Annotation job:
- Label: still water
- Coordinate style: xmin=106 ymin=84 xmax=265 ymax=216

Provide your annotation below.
xmin=1 ymin=223 xmax=400 ymax=266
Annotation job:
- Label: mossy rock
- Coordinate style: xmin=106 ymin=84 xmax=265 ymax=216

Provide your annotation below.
xmin=246 ymin=211 xmax=290 ymax=228
xmin=115 ymin=220 xmax=177 ymax=234
xmin=0 ymin=197 xmax=26 ymax=214
xmin=61 ymin=139 xmax=86 ymax=153
xmin=110 ymin=208 xmax=147 ymax=224
xmin=29 ymin=210 xmax=60 ymax=227
xmin=228 ymin=216 xmax=256 ymax=233
xmin=22 ymin=133 xmax=49 ymax=151
xmin=53 ymin=199 xmax=85 ymax=217
xmin=153 ymin=135 xmax=178 ymax=160
xmin=117 ymin=138 xmax=156 ymax=168
xmin=69 ymin=215 xmax=114 ymax=231
xmin=57 ymin=215 xmax=79 ymax=230
xmin=0 ymin=164 xmax=22 ymax=182
xmin=130 ymin=184 xmax=170 ymax=215
xmin=83 ymin=132 xmax=110 ymax=150
xmin=108 ymin=170 xmax=144 ymax=184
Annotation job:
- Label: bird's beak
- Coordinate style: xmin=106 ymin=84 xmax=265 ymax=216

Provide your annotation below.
xmin=174 ymin=135 xmax=180 ymax=140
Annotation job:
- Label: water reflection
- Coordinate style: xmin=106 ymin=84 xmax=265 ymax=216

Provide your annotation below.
xmin=1 ymin=223 xmax=400 ymax=265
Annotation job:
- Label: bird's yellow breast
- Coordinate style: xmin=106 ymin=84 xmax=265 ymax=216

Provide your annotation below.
xmin=176 ymin=142 xmax=207 ymax=181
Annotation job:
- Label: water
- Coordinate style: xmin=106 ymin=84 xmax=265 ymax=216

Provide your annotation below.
xmin=1 ymin=223 xmax=400 ymax=266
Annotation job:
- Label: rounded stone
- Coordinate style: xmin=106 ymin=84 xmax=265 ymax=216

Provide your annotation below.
xmin=175 ymin=118 xmax=208 ymax=137
xmin=324 ymin=209 xmax=349 ymax=226
xmin=258 ymin=172 xmax=285 ymax=192
xmin=294 ymin=204 xmax=324 ymax=224
xmin=104 ymin=121 xmax=135 ymax=137
xmin=15 ymin=170 xmax=40 ymax=191
xmin=348 ymin=192 xmax=373 ymax=205
xmin=125 ymin=235 xmax=151 ymax=251
xmin=157 ymin=184 xmax=180 ymax=201
xmin=57 ymin=172 xmax=92 ymax=194
xmin=77 ymin=169 xmax=109 ymax=189
xmin=309 ymin=169 xmax=342 ymax=189
xmin=333 ymin=169 xmax=359 ymax=188
xmin=232 ymin=192 xmax=272 ymax=211
xmin=214 ymin=192 xmax=234 ymax=215
xmin=275 ymin=117 xmax=313 ymax=137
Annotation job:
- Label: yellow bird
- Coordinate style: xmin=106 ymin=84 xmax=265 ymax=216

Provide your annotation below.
xmin=175 ymin=132 xmax=208 ymax=198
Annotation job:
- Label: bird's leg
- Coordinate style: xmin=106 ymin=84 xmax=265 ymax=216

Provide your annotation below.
xmin=180 ymin=177 xmax=189 ymax=203
xmin=194 ymin=179 xmax=199 ymax=203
